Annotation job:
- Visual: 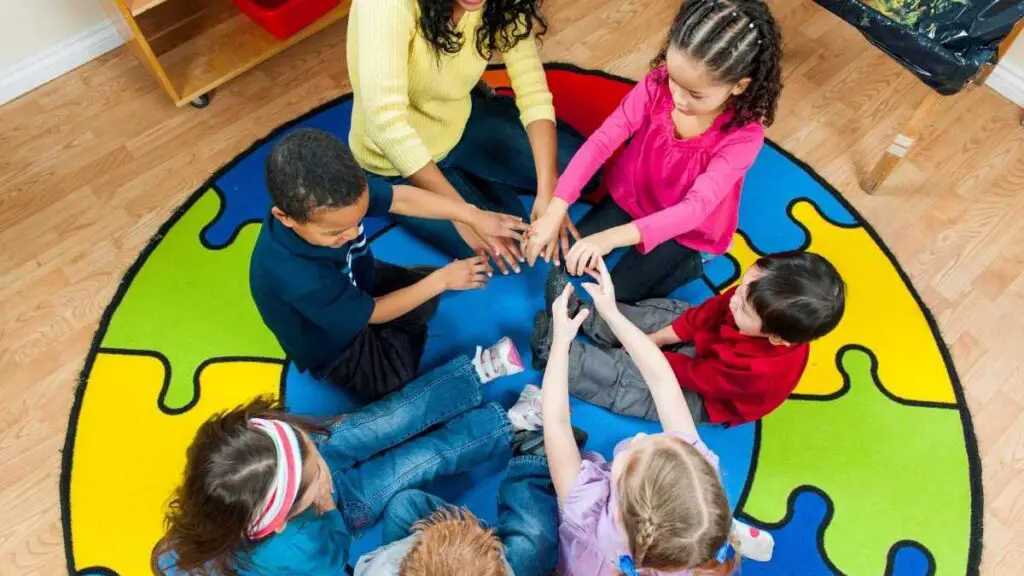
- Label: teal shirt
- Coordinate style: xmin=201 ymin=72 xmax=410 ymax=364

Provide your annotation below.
xmin=241 ymin=507 xmax=351 ymax=575
xmin=157 ymin=507 xmax=351 ymax=575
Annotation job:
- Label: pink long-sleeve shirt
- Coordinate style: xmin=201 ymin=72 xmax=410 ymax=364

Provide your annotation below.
xmin=554 ymin=67 xmax=765 ymax=254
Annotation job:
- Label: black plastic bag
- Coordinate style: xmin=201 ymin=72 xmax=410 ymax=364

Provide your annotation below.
xmin=812 ymin=0 xmax=1024 ymax=94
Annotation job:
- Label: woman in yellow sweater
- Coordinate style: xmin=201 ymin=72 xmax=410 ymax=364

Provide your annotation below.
xmin=347 ymin=0 xmax=586 ymax=274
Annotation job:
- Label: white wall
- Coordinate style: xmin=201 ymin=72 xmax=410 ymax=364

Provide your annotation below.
xmin=988 ymin=34 xmax=1024 ymax=107
xmin=0 ymin=0 xmax=109 ymax=70
xmin=0 ymin=0 xmax=120 ymax=104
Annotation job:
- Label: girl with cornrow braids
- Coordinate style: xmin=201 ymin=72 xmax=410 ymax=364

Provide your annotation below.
xmin=526 ymin=0 xmax=784 ymax=304
xmin=541 ymin=258 xmax=772 ymax=575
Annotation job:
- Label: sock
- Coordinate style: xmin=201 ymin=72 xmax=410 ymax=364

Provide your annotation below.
xmin=507 ymin=384 xmax=542 ymax=431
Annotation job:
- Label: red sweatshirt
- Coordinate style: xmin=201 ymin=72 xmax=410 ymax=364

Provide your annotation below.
xmin=664 ymin=287 xmax=809 ymax=426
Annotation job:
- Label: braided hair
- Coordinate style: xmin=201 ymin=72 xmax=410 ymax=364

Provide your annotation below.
xmin=652 ymin=0 xmax=783 ymax=130
xmin=417 ymin=0 xmax=547 ymax=60
xmin=615 ymin=436 xmax=736 ymax=574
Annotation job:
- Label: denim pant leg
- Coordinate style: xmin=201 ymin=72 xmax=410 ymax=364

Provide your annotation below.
xmin=334 ymin=402 xmax=513 ymax=531
xmin=317 ymin=356 xmax=483 ymax=470
xmin=498 ymin=456 xmax=559 ymax=576
xmin=447 ymin=94 xmax=587 ymax=208
xmin=380 ymin=489 xmax=452 ymax=545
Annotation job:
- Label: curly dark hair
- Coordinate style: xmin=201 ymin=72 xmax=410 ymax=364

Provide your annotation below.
xmin=416 ymin=0 xmax=547 ymax=59
xmin=265 ymin=128 xmax=366 ymax=223
xmin=652 ymin=0 xmax=783 ymax=130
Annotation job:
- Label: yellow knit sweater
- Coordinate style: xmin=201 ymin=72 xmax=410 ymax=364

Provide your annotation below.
xmin=346 ymin=0 xmax=556 ymax=177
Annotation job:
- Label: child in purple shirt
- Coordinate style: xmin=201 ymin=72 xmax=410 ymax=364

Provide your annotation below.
xmin=540 ymin=258 xmax=739 ymax=575
xmin=524 ymin=0 xmax=784 ymax=302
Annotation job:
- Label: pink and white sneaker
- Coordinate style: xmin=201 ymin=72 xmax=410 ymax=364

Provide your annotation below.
xmin=731 ymin=519 xmax=774 ymax=562
xmin=473 ymin=337 xmax=525 ymax=384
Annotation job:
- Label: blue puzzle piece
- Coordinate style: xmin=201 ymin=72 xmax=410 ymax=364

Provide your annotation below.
xmin=738 ymin=145 xmax=857 ymax=256
xmin=204 ymin=99 xmax=357 ymax=248
xmin=888 ymin=541 xmax=935 ymax=576
xmin=740 ymin=488 xmax=838 ymax=576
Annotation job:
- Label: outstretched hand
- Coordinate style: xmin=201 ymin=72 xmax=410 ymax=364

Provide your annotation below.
xmin=580 ymin=257 xmax=617 ymax=313
xmin=551 ymin=283 xmax=589 ymax=347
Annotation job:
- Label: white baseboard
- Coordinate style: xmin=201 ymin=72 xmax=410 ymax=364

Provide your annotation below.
xmin=0 ymin=20 xmax=124 ymax=106
xmin=986 ymin=61 xmax=1024 ymax=108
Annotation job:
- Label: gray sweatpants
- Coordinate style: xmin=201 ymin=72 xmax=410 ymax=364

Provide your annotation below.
xmin=567 ymin=299 xmax=709 ymax=424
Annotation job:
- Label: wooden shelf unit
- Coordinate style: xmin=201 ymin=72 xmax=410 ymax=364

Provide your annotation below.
xmin=105 ymin=0 xmax=351 ymax=107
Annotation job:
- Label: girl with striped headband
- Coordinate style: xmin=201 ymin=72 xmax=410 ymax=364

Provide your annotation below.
xmin=153 ymin=354 xmax=545 ymax=575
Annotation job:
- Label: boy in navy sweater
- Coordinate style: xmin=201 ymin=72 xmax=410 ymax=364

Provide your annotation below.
xmin=251 ymin=129 xmax=528 ymax=400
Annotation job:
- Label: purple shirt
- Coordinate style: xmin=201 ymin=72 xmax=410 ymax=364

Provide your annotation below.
xmin=553 ymin=67 xmax=765 ymax=255
xmin=556 ymin=433 xmax=720 ymax=576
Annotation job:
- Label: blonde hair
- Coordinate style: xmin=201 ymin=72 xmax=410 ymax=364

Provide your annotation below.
xmin=399 ymin=507 xmax=507 ymax=576
xmin=615 ymin=436 xmax=737 ymax=574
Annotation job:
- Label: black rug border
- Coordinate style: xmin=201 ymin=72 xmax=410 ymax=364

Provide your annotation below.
xmin=59 ymin=62 xmax=983 ymax=576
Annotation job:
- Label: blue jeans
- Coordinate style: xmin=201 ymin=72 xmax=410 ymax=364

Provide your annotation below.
xmin=317 ymin=355 xmax=513 ymax=532
xmin=371 ymin=93 xmax=587 ymax=258
xmin=381 ymin=456 xmax=558 ymax=576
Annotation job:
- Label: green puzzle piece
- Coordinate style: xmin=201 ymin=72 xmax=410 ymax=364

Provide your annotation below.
xmin=741 ymin=346 xmax=972 ymax=575
xmin=100 ymin=189 xmax=283 ymax=411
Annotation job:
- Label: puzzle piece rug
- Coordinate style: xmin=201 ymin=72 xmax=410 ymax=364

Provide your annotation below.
xmin=62 ymin=65 xmax=982 ymax=576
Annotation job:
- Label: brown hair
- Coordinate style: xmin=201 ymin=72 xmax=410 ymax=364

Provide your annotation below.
xmin=615 ymin=436 xmax=738 ymax=575
xmin=150 ymin=397 xmax=328 ymax=576
xmin=399 ymin=507 xmax=507 ymax=576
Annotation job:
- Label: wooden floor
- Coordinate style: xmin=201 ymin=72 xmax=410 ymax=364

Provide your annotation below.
xmin=2 ymin=0 xmax=1022 ymax=573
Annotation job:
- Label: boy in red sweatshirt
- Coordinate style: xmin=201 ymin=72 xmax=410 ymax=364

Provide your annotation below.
xmin=530 ymin=251 xmax=846 ymax=426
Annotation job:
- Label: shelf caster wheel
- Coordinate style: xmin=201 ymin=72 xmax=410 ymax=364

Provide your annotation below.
xmin=191 ymin=93 xmax=212 ymax=108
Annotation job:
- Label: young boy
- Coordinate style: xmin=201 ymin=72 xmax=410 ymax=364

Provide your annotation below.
xmin=531 ymin=251 xmax=846 ymax=427
xmin=251 ymin=128 xmax=528 ymax=401
xmin=354 ymin=430 xmax=586 ymax=576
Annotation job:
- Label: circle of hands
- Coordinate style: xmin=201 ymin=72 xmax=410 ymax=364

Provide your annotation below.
xmin=449 ymin=197 xmax=605 ymax=284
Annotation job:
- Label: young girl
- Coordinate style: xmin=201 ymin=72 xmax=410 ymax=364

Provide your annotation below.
xmin=541 ymin=258 xmax=739 ymax=575
xmin=525 ymin=0 xmax=783 ymax=302
xmin=152 ymin=355 xmax=543 ymax=575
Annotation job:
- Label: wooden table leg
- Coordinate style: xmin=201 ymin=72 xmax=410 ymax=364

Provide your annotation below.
xmin=861 ymin=90 xmax=945 ymax=194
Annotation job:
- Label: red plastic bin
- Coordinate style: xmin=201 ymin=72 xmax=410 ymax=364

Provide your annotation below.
xmin=233 ymin=0 xmax=342 ymax=40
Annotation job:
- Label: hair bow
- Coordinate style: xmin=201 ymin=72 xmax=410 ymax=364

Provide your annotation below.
xmin=618 ymin=554 xmax=640 ymax=576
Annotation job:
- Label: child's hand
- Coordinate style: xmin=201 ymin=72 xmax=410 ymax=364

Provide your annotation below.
xmin=551 ymin=283 xmax=590 ymax=346
xmin=565 ymin=231 xmax=614 ymax=276
xmin=470 ymin=208 xmax=529 ymax=243
xmin=526 ymin=201 xmax=578 ymax=267
xmin=435 ymin=256 xmax=491 ymax=290
xmin=312 ymin=456 xmax=336 ymax=514
xmin=581 ymin=257 xmax=617 ymax=314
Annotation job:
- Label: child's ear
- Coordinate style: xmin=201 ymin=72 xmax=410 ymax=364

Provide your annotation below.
xmin=271 ymin=206 xmax=296 ymax=229
xmin=767 ymin=334 xmax=791 ymax=347
xmin=732 ymin=77 xmax=752 ymax=96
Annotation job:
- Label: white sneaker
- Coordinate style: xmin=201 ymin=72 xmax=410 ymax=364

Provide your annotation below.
xmin=508 ymin=384 xmax=543 ymax=431
xmin=473 ymin=337 xmax=525 ymax=384
xmin=731 ymin=519 xmax=774 ymax=562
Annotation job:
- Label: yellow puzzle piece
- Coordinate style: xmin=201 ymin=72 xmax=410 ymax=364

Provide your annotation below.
xmin=69 ymin=351 xmax=284 ymax=575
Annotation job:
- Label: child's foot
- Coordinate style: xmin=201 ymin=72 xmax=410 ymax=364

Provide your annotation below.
xmin=512 ymin=426 xmax=588 ymax=458
xmin=529 ymin=311 xmax=553 ymax=371
xmin=473 ymin=337 xmax=525 ymax=384
xmin=545 ymin=266 xmax=582 ymax=317
xmin=731 ymin=519 xmax=774 ymax=562
xmin=507 ymin=384 xmax=542 ymax=431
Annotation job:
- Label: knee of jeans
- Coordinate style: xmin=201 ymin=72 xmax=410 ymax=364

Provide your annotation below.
xmin=342 ymin=500 xmax=375 ymax=532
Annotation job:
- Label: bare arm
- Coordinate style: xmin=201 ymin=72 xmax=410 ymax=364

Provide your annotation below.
xmin=527 ymin=119 xmax=559 ymax=203
xmin=649 ymin=324 xmax=683 ymax=347
xmin=582 ymin=259 xmax=698 ymax=437
xmin=369 ymin=275 xmax=445 ymax=324
xmin=542 ymin=285 xmax=591 ymax=502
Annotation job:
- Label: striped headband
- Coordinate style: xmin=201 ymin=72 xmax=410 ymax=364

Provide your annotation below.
xmin=247 ymin=418 xmax=304 ymax=540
